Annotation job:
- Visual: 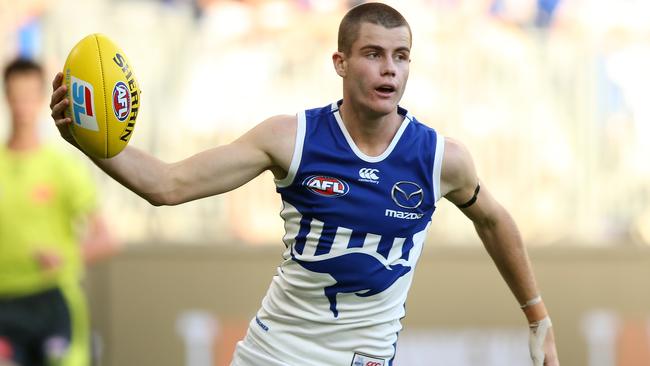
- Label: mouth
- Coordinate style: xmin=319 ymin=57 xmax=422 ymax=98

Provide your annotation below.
xmin=374 ymin=84 xmax=397 ymax=98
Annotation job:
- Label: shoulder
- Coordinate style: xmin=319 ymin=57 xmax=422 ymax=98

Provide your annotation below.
xmin=42 ymin=144 xmax=87 ymax=169
xmin=263 ymin=114 xmax=297 ymax=138
xmin=243 ymin=114 xmax=297 ymax=149
xmin=37 ymin=145 xmax=95 ymax=194
xmin=442 ymin=137 xmax=472 ymax=179
xmin=440 ymin=137 xmax=478 ymax=201
xmin=234 ymin=114 xmax=297 ymax=174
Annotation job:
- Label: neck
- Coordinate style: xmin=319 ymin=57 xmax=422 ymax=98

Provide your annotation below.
xmin=338 ymin=99 xmax=403 ymax=157
xmin=7 ymin=122 xmax=40 ymax=152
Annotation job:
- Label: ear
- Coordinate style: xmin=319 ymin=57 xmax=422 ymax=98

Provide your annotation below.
xmin=332 ymin=52 xmax=347 ymax=78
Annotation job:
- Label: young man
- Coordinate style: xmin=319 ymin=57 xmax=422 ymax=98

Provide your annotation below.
xmin=50 ymin=3 xmax=559 ymax=365
xmin=0 ymin=58 xmax=118 ymax=366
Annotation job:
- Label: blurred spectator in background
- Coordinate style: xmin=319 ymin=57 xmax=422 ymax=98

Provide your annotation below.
xmin=0 ymin=58 xmax=118 ymax=366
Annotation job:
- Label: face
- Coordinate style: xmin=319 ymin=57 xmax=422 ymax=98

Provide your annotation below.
xmin=4 ymin=71 xmax=45 ymax=129
xmin=334 ymin=22 xmax=411 ymax=117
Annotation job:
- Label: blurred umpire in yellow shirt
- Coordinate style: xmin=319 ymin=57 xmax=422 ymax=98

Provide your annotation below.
xmin=0 ymin=58 xmax=118 ymax=366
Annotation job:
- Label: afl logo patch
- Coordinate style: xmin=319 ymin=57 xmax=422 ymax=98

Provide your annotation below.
xmin=391 ymin=181 xmax=423 ymax=209
xmin=303 ymin=175 xmax=349 ymax=197
xmin=112 ymin=81 xmax=131 ymax=122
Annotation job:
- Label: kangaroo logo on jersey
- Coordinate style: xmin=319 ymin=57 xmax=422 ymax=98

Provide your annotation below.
xmin=112 ymin=81 xmax=131 ymax=122
xmin=291 ymin=248 xmax=410 ymax=318
xmin=290 ymin=217 xmax=414 ymax=318
xmin=71 ymin=76 xmax=99 ymax=131
xmin=303 ymin=175 xmax=349 ymax=197
xmin=391 ymin=181 xmax=423 ymax=209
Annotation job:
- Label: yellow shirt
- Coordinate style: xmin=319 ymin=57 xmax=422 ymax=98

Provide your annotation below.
xmin=0 ymin=144 xmax=96 ymax=296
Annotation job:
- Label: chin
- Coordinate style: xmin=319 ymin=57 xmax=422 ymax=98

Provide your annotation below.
xmin=369 ymin=99 xmax=398 ymax=115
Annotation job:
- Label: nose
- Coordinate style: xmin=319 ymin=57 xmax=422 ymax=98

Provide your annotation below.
xmin=381 ymin=57 xmax=396 ymax=77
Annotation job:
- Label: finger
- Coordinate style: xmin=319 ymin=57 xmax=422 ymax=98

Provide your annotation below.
xmin=52 ymin=72 xmax=63 ymax=91
xmin=50 ymin=85 xmax=68 ymax=109
xmin=51 ymin=98 xmax=69 ymax=118
xmin=51 ymin=97 xmax=68 ymax=116
xmin=54 ymin=117 xmax=72 ymax=127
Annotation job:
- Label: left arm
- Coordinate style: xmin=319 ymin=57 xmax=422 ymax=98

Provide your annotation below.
xmin=80 ymin=211 xmax=119 ymax=266
xmin=440 ymin=137 xmax=559 ymax=366
xmin=35 ymin=211 xmax=119 ymax=271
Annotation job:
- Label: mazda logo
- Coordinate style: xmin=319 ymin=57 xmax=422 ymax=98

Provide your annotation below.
xmin=391 ymin=181 xmax=423 ymax=209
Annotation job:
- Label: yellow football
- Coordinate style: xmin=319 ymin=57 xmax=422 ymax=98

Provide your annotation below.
xmin=63 ymin=34 xmax=140 ymax=158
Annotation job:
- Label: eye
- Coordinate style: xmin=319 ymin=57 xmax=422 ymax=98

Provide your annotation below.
xmin=396 ymin=53 xmax=409 ymax=61
xmin=366 ymin=52 xmax=379 ymax=59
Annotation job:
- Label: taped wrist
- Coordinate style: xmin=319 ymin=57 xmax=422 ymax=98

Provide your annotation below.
xmin=529 ymin=315 xmax=552 ymax=330
xmin=528 ymin=315 xmax=552 ymax=365
xmin=520 ymin=295 xmax=542 ymax=309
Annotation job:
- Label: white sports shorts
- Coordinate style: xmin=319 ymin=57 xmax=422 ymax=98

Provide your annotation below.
xmin=231 ymin=333 xmax=288 ymax=366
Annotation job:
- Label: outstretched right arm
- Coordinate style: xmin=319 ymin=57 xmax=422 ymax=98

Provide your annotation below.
xmin=50 ymin=73 xmax=295 ymax=206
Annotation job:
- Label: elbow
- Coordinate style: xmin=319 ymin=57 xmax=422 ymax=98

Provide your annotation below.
xmin=145 ymin=191 xmax=180 ymax=207
xmin=145 ymin=195 xmax=166 ymax=207
xmin=144 ymin=165 xmax=184 ymax=206
xmin=474 ymin=215 xmax=498 ymax=230
xmin=471 ymin=211 xmax=503 ymax=237
xmin=147 ymin=197 xmax=166 ymax=207
xmin=473 ymin=208 xmax=518 ymax=239
xmin=472 ymin=202 xmax=510 ymax=231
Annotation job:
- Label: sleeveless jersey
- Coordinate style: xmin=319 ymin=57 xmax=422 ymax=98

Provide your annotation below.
xmin=247 ymin=101 xmax=445 ymax=365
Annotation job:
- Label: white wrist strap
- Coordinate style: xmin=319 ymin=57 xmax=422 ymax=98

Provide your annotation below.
xmin=529 ymin=315 xmax=552 ymax=329
xmin=529 ymin=316 xmax=552 ymax=366
xmin=520 ymin=295 xmax=542 ymax=309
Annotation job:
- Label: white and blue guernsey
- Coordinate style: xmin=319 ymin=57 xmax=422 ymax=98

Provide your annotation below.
xmin=246 ymin=101 xmax=445 ymax=366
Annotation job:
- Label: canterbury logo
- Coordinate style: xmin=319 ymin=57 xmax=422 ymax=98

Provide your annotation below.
xmin=358 ymin=168 xmax=379 ymax=181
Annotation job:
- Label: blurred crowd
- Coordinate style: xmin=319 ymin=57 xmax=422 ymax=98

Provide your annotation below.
xmin=1 ymin=0 xmax=649 ymax=246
